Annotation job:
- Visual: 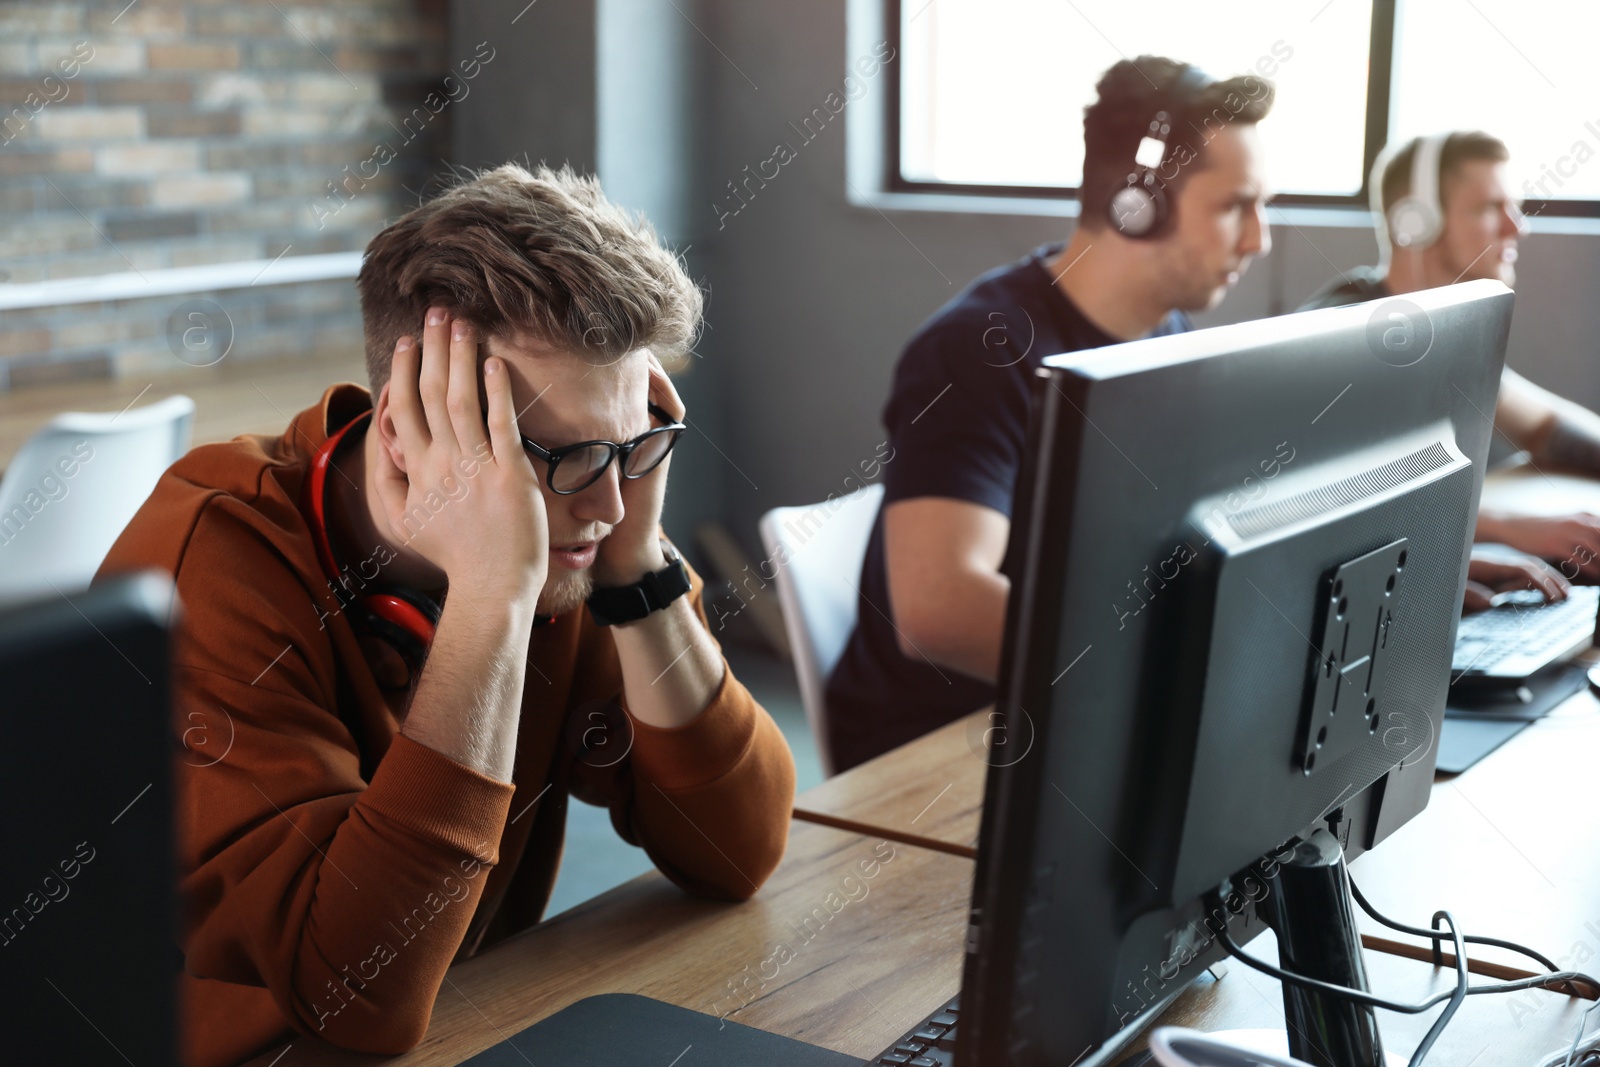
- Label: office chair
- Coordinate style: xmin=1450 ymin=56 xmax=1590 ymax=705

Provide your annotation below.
xmin=758 ymin=483 xmax=883 ymax=778
xmin=0 ymin=394 xmax=194 ymax=604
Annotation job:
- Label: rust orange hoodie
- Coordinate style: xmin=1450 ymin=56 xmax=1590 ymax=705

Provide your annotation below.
xmin=96 ymin=382 xmax=795 ymax=1066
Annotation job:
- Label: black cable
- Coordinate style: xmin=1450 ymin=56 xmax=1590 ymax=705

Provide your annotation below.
xmin=1405 ymin=910 xmax=1466 ymax=1067
xmin=1348 ymin=877 xmax=1571 ymax=982
xmin=1347 ymin=875 xmax=1600 ymax=1067
xmin=1554 ymin=997 xmax=1600 ymax=1067
xmin=1216 ymin=927 xmax=1597 ymax=1014
xmin=1220 ymin=925 xmax=1600 ymax=1067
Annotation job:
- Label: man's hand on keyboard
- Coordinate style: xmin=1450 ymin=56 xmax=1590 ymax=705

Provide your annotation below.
xmin=1475 ymin=510 xmax=1600 ymax=580
xmin=1462 ymin=545 xmax=1571 ymax=613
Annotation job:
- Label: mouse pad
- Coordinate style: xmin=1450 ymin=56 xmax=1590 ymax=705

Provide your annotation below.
xmin=1438 ymin=661 xmax=1588 ymax=774
xmin=458 ymin=993 xmax=862 ymax=1066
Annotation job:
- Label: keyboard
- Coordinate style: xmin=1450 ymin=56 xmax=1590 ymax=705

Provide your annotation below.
xmin=867 ymin=994 xmax=960 ymax=1066
xmin=1451 ymin=585 xmax=1599 ymax=683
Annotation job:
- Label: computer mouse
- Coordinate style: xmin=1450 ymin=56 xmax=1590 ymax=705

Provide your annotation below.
xmin=1586 ymin=662 xmax=1600 ymax=698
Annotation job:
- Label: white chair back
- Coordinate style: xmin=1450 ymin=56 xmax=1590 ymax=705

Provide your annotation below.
xmin=758 ymin=483 xmax=884 ymax=777
xmin=0 ymin=395 xmax=195 ymax=603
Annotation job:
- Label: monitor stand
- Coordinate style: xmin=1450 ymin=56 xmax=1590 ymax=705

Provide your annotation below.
xmin=1142 ymin=827 xmax=1407 ymax=1067
xmin=1256 ymin=827 xmax=1394 ymax=1067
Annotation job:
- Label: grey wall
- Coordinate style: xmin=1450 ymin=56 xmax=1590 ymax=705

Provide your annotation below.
xmin=450 ymin=0 xmax=728 ymax=551
xmin=594 ymin=0 xmax=725 ymax=546
xmin=451 ymin=0 xmax=598 ymax=174
xmin=456 ymin=0 xmax=1600 ymax=560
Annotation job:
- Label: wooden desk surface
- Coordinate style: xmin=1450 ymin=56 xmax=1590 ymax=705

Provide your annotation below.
xmin=1481 ymin=464 xmax=1600 ymax=516
xmin=796 ymin=694 xmax=1600 ymax=986
xmin=0 ymin=351 xmax=365 ymax=473
xmin=244 ymin=820 xmax=972 ymax=1066
xmin=1114 ymin=930 xmax=1590 ymax=1066
xmin=1350 ymin=693 xmax=1600 ymax=979
xmin=792 ymin=711 xmax=987 ymax=858
xmin=238 ymin=813 xmax=1588 ymax=1067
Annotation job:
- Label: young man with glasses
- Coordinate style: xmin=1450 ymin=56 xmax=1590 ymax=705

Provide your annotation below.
xmin=97 ymin=164 xmax=795 ymax=1067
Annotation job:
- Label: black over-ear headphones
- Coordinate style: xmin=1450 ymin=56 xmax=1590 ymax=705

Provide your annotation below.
xmin=1107 ymin=65 xmax=1214 ymax=240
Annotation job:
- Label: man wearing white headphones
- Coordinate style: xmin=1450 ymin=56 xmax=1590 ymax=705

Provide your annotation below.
xmin=1302 ymin=132 xmax=1600 ymax=597
xmin=825 ymin=55 xmax=1276 ymax=772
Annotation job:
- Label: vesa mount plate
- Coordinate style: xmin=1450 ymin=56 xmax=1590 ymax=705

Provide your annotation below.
xmin=1299 ymin=538 xmax=1409 ymax=775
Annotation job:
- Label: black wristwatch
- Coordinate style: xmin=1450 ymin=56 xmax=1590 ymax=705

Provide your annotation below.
xmin=586 ymin=540 xmax=692 ymax=626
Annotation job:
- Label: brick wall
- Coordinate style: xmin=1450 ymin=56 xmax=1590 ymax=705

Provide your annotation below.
xmin=0 ymin=0 xmax=457 ymax=389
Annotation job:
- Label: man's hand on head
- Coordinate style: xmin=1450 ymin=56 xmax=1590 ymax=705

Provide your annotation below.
xmin=371 ymin=307 xmax=550 ymax=603
xmin=592 ymin=352 xmax=683 ymax=588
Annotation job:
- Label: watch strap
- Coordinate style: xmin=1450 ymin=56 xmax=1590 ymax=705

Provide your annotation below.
xmin=586 ymin=550 xmax=691 ymax=626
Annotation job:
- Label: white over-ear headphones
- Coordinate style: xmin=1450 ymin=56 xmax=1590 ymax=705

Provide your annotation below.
xmin=1107 ymin=66 xmax=1214 ymax=240
xmin=1371 ymin=134 xmax=1448 ymax=261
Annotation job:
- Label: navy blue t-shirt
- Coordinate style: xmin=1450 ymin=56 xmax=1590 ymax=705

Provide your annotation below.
xmin=824 ymin=243 xmax=1190 ymax=772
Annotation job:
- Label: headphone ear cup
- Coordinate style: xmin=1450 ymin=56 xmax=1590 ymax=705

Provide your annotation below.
xmin=385 ymin=586 xmax=442 ymax=629
xmin=357 ymin=589 xmax=441 ymax=688
xmin=1387 ymin=196 xmax=1441 ymax=249
xmin=1109 ymin=171 xmax=1167 ymax=239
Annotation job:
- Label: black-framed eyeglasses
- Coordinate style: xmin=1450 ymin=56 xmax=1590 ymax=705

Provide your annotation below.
xmin=520 ymin=402 xmax=687 ymax=494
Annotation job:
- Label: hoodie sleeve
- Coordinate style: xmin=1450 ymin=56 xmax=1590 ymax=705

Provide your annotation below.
xmin=103 ymin=493 xmax=515 ymax=1055
xmin=567 ymin=557 xmax=795 ymax=901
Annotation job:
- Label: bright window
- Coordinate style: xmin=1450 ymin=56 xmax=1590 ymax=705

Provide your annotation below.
xmin=1391 ymin=0 xmax=1600 ymax=205
xmin=898 ymin=0 xmax=1373 ymax=198
xmin=894 ymin=0 xmax=1600 ymax=214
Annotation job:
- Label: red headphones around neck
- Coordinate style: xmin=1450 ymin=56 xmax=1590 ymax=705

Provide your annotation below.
xmin=302 ymin=408 xmax=558 ymax=690
xmin=302 ymin=409 xmax=441 ymax=689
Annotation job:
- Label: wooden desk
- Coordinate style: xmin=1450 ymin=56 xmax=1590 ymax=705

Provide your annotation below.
xmin=0 ymin=351 xmax=365 ymax=473
xmin=1113 ymin=930 xmax=1589 ymax=1066
xmin=1350 ymin=694 xmax=1600 ymax=980
xmin=245 ymin=821 xmax=972 ymax=1065
xmin=795 ymin=695 xmax=1600 ymax=988
xmin=1481 ymin=464 xmax=1600 ymax=517
xmin=792 ymin=711 xmax=987 ymax=858
xmin=239 ymin=813 xmax=1588 ymax=1066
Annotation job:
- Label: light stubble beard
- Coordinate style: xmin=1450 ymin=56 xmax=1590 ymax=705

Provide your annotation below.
xmin=537 ymin=566 xmax=594 ymax=617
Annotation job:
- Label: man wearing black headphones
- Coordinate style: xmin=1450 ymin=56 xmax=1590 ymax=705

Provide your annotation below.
xmin=825 ymin=56 xmax=1276 ymax=772
xmin=1301 ymin=132 xmax=1600 ymax=600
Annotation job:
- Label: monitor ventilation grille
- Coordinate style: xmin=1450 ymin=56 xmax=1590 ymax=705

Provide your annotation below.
xmin=1227 ymin=442 xmax=1454 ymax=541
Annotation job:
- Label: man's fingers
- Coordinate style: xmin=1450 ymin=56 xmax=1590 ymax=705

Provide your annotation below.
xmin=484 ymin=358 xmax=531 ymax=479
xmin=648 ymin=356 xmax=686 ymax=423
xmin=446 ymin=318 xmax=488 ymax=455
xmin=418 ymin=307 xmax=457 ymax=450
xmin=1518 ymin=561 xmax=1569 ymax=601
xmin=1469 ymin=553 xmax=1568 ymax=601
xmin=385 ymin=342 xmax=429 ymax=454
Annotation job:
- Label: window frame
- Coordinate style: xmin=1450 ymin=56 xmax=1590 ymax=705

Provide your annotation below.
xmin=883 ymin=0 xmax=1600 ymax=219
